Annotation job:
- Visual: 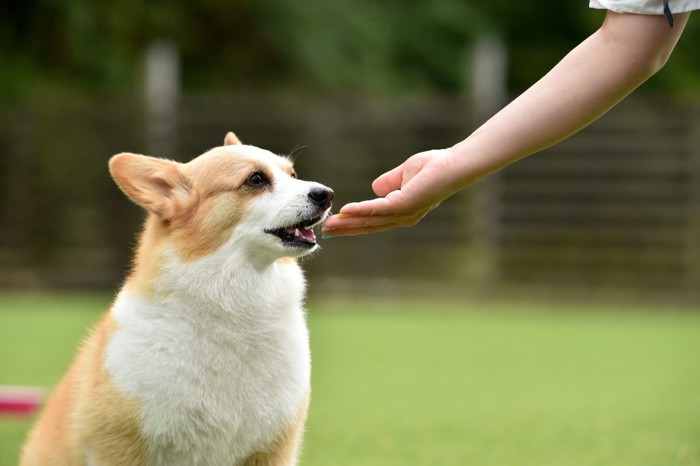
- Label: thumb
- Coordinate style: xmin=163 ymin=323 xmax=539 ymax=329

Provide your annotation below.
xmin=371 ymin=164 xmax=405 ymax=197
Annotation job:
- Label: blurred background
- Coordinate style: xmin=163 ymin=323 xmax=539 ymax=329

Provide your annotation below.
xmin=2 ymin=2 xmax=700 ymax=465
xmin=1 ymin=0 xmax=700 ymax=302
xmin=0 ymin=0 xmax=700 ymax=301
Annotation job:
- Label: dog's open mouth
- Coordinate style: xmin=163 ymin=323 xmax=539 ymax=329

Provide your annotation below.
xmin=265 ymin=214 xmax=326 ymax=249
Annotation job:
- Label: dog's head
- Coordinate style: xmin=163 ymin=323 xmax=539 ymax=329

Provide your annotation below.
xmin=109 ymin=132 xmax=333 ymax=265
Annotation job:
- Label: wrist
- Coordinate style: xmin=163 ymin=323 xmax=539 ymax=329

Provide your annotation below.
xmin=448 ymin=138 xmax=497 ymax=188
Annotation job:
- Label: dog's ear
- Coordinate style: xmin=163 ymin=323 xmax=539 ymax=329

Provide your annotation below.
xmin=224 ymin=132 xmax=242 ymax=146
xmin=109 ymin=153 xmax=193 ymax=221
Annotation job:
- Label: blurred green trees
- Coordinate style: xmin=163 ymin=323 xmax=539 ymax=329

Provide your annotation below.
xmin=1 ymin=0 xmax=699 ymax=99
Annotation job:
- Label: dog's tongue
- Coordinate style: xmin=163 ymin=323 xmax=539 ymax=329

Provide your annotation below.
xmin=286 ymin=227 xmax=316 ymax=242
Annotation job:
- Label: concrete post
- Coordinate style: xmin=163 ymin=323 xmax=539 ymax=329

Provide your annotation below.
xmin=463 ymin=35 xmax=508 ymax=289
xmin=144 ymin=40 xmax=180 ymax=157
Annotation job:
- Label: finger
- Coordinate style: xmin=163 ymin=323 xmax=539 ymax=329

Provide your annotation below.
xmin=372 ymin=164 xmax=405 ymax=197
xmin=322 ymin=208 xmax=426 ymax=236
xmin=339 ymin=188 xmax=417 ymax=217
xmin=337 ymin=198 xmax=392 ymax=216
xmin=322 ymin=213 xmax=397 ymax=232
xmin=321 ymin=222 xmax=401 ymax=237
xmin=321 ymin=213 xmax=355 ymax=231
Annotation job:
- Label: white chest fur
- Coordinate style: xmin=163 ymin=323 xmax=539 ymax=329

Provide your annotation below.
xmin=105 ymin=257 xmax=311 ymax=466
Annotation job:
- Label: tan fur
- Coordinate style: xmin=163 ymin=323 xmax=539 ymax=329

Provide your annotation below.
xmin=122 ymin=215 xmax=170 ymax=297
xmin=115 ymin=149 xmax=296 ymax=268
xmin=22 ymin=132 xmax=316 ymax=465
xmin=21 ymin=314 xmax=148 ymax=466
xmin=244 ymin=392 xmax=310 ymax=466
xmin=174 ymin=155 xmax=266 ymax=260
xmin=224 ymin=131 xmax=242 ymax=146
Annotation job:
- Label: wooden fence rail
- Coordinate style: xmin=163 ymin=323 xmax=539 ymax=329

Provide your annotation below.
xmin=0 ymin=94 xmax=698 ymax=302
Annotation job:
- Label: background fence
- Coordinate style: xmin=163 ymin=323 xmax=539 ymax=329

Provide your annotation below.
xmin=1 ymin=93 xmax=699 ymax=302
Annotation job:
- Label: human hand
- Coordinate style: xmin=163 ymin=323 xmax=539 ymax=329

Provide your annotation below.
xmin=321 ymin=148 xmax=465 ymax=236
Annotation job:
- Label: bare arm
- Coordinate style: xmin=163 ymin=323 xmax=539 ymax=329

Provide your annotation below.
xmin=322 ymin=11 xmax=690 ymax=237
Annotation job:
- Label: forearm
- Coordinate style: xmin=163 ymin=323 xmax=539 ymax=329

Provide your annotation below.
xmin=451 ymin=11 xmax=689 ymax=186
xmin=321 ymin=11 xmax=691 ymax=236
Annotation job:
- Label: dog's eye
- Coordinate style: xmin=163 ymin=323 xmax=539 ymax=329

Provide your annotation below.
xmin=246 ymin=172 xmax=269 ymax=187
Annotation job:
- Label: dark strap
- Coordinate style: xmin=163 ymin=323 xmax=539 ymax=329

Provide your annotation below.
xmin=663 ymin=0 xmax=674 ymax=27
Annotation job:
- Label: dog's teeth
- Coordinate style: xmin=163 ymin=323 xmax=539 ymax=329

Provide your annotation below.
xmin=295 ymin=229 xmax=301 ymax=237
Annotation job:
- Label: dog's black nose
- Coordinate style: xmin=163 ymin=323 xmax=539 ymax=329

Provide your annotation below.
xmin=308 ymin=187 xmax=334 ymax=210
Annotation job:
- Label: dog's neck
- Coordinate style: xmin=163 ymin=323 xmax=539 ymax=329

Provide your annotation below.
xmin=122 ymin=217 xmax=306 ymax=317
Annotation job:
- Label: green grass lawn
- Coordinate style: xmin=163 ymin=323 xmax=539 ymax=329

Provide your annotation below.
xmin=1 ymin=294 xmax=699 ymax=465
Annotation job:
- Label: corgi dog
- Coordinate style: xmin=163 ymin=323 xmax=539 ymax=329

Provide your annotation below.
xmin=21 ymin=132 xmax=333 ymax=466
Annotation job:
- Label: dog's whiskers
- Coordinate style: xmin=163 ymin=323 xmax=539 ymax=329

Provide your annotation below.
xmin=287 ymin=145 xmax=308 ymax=162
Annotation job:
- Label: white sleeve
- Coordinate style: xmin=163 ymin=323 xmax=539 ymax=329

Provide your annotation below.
xmin=590 ymin=0 xmax=700 ymax=14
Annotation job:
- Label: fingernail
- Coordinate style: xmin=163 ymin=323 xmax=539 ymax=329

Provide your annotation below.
xmin=322 ymin=234 xmax=335 ymax=239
